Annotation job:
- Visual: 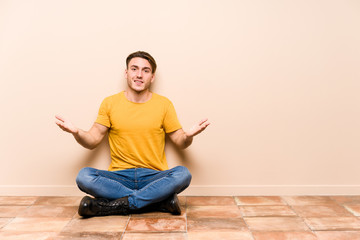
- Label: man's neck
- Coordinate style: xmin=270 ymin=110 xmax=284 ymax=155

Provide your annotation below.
xmin=124 ymin=89 xmax=152 ymax=103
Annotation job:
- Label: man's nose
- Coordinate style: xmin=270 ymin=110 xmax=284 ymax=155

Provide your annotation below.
xmin=136 ymin=70 xmax=142 ymax=78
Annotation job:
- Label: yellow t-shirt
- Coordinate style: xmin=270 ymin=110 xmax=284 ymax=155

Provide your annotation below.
xmin=95 ymin=91 xmax=182 ymax=171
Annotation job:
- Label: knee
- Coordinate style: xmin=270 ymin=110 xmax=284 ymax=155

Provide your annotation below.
xmin=173 ymin=166 xmax=192 ymax=186
xmin=76 ymin=167 xmax=96 ymax=189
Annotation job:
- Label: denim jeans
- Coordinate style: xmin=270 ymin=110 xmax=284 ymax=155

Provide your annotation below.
xmin=75 ymin=166 xmax=192 ymax=210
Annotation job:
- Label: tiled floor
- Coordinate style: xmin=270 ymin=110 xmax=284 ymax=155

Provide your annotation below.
xmin=1 ymin=196 xmax=360 ymax=239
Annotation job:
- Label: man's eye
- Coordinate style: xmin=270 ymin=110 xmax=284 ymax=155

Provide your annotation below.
xmin=144 ymin=70 xmax=150 ymax=73
xmin=131 ymin=68 xmax=136 ymax=71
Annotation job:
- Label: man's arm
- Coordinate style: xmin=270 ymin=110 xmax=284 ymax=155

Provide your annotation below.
xmin=167 ymin=118 xmax=210 ymax=149
xmin=55 ymin=115 xmax=108 ymax=150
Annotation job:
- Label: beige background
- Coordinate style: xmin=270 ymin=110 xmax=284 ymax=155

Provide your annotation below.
xmin=0 ymin=0 xmax=359 ymax=196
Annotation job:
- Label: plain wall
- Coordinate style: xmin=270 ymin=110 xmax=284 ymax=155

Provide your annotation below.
xmin=0 ymin=0 xmax=359 ymax=196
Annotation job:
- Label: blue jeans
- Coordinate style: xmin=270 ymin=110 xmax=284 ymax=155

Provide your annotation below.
xmin=76 ymin=166 xmax=192 ymax=210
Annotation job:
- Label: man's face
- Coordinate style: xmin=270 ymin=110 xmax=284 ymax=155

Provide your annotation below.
xmin=125 ymin=57 xmax=155 ymax=93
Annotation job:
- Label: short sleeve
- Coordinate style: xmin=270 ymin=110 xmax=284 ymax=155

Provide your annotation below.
xmin=163 ymin=102 xmax=182 ymax=133
xmin=95 ymin=98 xmax=111 ymax=128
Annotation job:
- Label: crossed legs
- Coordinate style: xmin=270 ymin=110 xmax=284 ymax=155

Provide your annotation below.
xmin=76 ymin=166 xmax=192 ymax=212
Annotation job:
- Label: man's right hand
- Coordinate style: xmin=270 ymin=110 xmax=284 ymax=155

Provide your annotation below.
xmin=55 ymin=115 xmax=108 ymax=149
xmin=55 ymin=115 xmax=79 ymax=134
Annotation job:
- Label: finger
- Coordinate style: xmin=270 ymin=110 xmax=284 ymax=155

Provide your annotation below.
xmin=198 ymin=118 xmax=208 ymax=125
xmin=55 ymin=115 xmax=65 ymax=122
xmin=201 ymin=123 xmax=209 ymax=130
xmin=55 ymin=120 xmax=64 ymax=126
xmin=199 ymin=121 xmax=210 ymax=130
xmin=55 ymin=121 xmax=65 ymax=130
xmin=56 ymin=124 xmax=69 ymax=132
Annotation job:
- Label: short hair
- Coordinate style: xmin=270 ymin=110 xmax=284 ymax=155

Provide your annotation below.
xmin=126 ymin=51 xmax=157 ymax=73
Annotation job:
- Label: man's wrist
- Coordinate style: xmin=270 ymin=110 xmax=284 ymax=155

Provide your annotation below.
xmin=72 ymin=128 xmax=80 ymax=136
xmin=185 ymin=131 xmax=193 ymax=139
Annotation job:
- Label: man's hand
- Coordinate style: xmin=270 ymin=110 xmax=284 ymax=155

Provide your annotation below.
xmin=168 ymin=118 xmax=210 ymax=149
xmin=55 ymin=115 xmax=79 ymax=134
xmin=55 ymin=115 xmax=108 ymax=149
xmin=186 ymin=118 xmax=210 ymax=138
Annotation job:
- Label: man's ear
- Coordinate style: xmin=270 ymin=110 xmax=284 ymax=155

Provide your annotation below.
xmin=124 ymin=69 xmax=128 ymax=78
xmin=151 ymin=73 xmax=155 ymax=83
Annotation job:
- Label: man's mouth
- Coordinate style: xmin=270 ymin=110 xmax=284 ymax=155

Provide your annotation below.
xmin=134 ymin=80 xmax=143 ymax=85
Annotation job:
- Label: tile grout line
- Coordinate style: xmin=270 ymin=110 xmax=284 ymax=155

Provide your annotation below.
xmin=185 ymin=196 xmax=188 ymax=235
xmin=331 ymin=196 xmax=360 ymax=232
xmin=331 ymin=196 xmax=360 ymax=218
xmin=237 ymin=196 xmax=323 ymax=239
xmin=286 ymin=196 xmax=360 ymax=234
xmin=120 ymin=214 xmax=132 ymax=240
xmin=283 ymin=196 xmax=319 ymax=237
xmin=185 ymin=196 xmax=191 ymax=240
xmin=233 ymin=196 xmax=256 ymax=240
xmin=0 ymin=196 xmax=39 ymax=231
xmin=57 ymin=212 xmax=76 ymax=236
xmin=0 ymin=217 xmax=15 ymax=231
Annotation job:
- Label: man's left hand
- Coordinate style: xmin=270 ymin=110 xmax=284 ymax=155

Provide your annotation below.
xmin=186 ymin=118 xmax=210 ymax=138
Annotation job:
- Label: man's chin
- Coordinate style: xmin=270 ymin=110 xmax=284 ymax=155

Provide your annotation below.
xmin=130 ymin=85 xmax=151 ymax=93
xmin=130 ymin=88 xmax=148 ymax=94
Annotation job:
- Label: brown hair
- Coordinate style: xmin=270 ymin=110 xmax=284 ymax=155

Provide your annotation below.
xmin=126 ymin=51 xmax=157 ymax=73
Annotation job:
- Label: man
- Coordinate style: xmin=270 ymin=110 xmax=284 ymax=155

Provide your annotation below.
xmin=55 ymin=51 xmax=210 ymax=217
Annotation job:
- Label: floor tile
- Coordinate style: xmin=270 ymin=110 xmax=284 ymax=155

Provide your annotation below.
xmin=244 ymin=217 xmax=310 ymax=231
xmin=235 ymin=196 xmax=286 ymax=205
xmin=344 ymin=204 xmax=360 ymax=216
xmin=34 ymin=196 xmax=82 ymax=206
xmin=188 ymin=231 xmax=253 ymax=240
xmin=17 ymin=205 xmax=77 ymax=218
xmin=178 ymin=196 xmax=186 ymax=206
xmin=252 ymin=231 xmax=317 ymax=240
xmin=122 ymin=232 xmax=187 ymax=240
xmin=187 ymin=217 xmax=247 ymax=231
xmin=62 ymin=215 xmax=128 ymax=233
xmin=283 ymin=196 xmax=336 ymax=205
xmin=0 ymin=206 xmax=29 ymax=217
xmin=186 ymin=196 xmax=235 ymax=206
xmin=315 ymin=231 xmax=360 ymax=240
xmin=239 ymin=205 xmax=296 ymax=217
xmin=2 ymin=217 xmax=71 ymax=232
xmin=331 ymin=196 xmax=360 ymax=204
xmin=126 ymin=217 xmax=186 ymax=232
xmin=54 ymin=232 xmax=123 ymax=240
xmin=305 ymin=217 xmax=360 ymax=231
xmin=0 ymin=196 xmax=38 ymax=206
xmin=131 ymin=211 xmax=186 ymax=219
xmin=0 ymin=231 xmax=57 ymax=240
xmin=186 ymin=205 xmax=242 ymax=218
xmin=292 ymin=204 xmax=352 ymax=217
xmin=3 ymin=195 xmax=360 ymax=239
xmin=0 ymin=218 xmax=13 ymax=229
xmin=131 ymin=206 xmax=186 ymax=218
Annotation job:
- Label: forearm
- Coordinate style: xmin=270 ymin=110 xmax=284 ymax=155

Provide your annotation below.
xmin=168 ymin=119 xmax=209 ymax=149
xmin=72 ymin=129 xmax=99 ymax=150
xmin=168 ymin=129 xmax=194 ymax=149
xmin=56 ymin=116 xmax=108 ymax=150
xmin=181 ymin=132 xmax=193 ymax=149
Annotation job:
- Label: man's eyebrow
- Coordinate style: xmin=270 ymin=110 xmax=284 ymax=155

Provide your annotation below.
xmin=129 ymin=65 xmax=151 ymax=70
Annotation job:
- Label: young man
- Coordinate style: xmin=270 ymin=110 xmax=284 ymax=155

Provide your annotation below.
xmin=55 ymin=51 xmax=210 ymax=217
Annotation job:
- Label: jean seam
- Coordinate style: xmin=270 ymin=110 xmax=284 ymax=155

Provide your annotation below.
xmin=137 ymin=170 xmax=169 ymax=183
xmin=134 ymin=171 xmax=172 ymax=194
xmin=97 ymin=170 xmax=133 ymax=183
xmin=134 ymin=168 xmax=138 ymax=190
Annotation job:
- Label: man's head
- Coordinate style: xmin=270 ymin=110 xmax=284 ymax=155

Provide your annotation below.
xmin=125 ymin=51 xmax=157 ymax=94
xmin=126 ymin=51 xmax=157 ymax=73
